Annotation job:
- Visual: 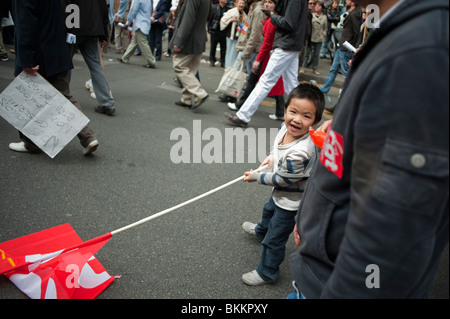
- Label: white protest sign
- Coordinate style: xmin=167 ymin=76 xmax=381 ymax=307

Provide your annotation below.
xmin=0 ymin=72 xmax=90 ymax=158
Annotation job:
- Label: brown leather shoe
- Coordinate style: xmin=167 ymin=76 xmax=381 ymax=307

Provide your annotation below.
xmin=225 ymin=112 xmax=248 ymax=127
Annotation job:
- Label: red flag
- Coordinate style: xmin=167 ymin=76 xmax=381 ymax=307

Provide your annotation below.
xmin=0 ymin=224 xmax=114 ymax=299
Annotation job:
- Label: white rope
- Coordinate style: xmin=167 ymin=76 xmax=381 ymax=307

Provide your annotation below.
xmin=111 ymin=166 xmax=267 ymax=236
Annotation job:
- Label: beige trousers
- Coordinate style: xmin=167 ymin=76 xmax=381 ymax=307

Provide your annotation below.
xmin=172 ymin=53 xmax=208 ymax=105
xmin=114 ymin=11 xmax=130 ymax=52
xmin=122 ymin=29 xmax=156 ymax=66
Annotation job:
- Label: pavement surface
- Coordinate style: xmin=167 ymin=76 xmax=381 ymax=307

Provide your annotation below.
xmin=0 ymin=35 xmax=448 ymax=301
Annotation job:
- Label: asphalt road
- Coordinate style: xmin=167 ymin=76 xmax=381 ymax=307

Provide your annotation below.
xmin=0 ymin=40 xmax=447 ymax=301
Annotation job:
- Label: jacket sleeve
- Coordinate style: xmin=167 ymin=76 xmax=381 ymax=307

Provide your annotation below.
xmin=99 ymin=0 xmax=109 ymax=41
xmin=126 ymin=0 xmax=139 ymax=25
xmin=270 ymin=0 xmax=303 ymax=33
xmin=116 ymin=0 xmax=130 ymax=19
xmin=153 ymin=0 xmax=170 ymax=20
xmin=13 ymin=0 xmax=40 ymax=69
xmin=252 ymin=150 xmax=313 ymax=188
xmin=172 ymin=0 xmax=198 ymax=49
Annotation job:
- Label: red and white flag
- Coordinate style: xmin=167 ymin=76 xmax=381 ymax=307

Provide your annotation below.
xmin=0 ymin=224 xmax=114 ymax=299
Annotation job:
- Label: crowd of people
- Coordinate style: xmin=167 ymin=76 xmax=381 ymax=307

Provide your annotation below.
xmin=0 ymin=0 xmax=448 ymax=299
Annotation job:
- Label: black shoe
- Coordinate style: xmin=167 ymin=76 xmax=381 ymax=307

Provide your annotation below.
xmin=117 ymin=57 xmax=125 ymax=63
xmin=143 ymin=63 xmax=156 ymax=69
xmin=219 ymin=95 xmax=237 ymax=103
xmin=95 ymin=105 xmax=115 ymax=116
xmin=225 ymin=112 xmax=248 ymax=127
xmin=191 ymin=95 xmax=209 ymax=110
xmin=175 ymin=100 xmax=192 ymax=107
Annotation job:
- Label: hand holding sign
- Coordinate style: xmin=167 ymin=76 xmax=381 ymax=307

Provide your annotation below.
xmin=0 ymin=72 xmax=90 ymax=158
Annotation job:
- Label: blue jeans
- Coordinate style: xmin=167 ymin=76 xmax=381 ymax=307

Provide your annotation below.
xmin=73 ymin=37 xmax=115 ymax=109
xmin=320 ymin=49 xmax=353 ymax=94
xmin=255 ymin=197 xmax=296 ymax=282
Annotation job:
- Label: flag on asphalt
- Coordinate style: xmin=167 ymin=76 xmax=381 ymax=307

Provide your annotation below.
xmin=0 ymin=224 xmax=114 ymax=299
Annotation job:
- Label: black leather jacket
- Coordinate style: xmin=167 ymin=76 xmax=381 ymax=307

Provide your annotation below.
xmin=271 ymin=0 xmax=309 ymax=51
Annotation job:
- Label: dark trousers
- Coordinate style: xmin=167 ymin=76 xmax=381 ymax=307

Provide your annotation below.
xmin=149 ymin=23 xmax=164 ymax=61
xmin=209 ymin=32 xmax=226 ymax=65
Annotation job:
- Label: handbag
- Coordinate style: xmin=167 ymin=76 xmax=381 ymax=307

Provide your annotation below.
xmin=216 ymin=61 xmax=246 ymax=98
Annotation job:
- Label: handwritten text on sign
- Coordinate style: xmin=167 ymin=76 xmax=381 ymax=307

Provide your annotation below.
xmin=0 ymin=72 xmax=90 ymax=158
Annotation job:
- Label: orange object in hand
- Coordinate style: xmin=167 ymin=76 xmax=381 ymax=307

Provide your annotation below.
xmin=309 ymin=128 xmax=327 ymax=149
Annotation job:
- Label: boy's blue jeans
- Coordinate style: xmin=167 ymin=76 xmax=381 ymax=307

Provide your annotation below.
xmin=255 ymin=197 xmax=296 ymax=282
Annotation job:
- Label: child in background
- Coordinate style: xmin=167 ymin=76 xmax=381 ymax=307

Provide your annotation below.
xmin=241 ymin=83 xmax=325 ymax=286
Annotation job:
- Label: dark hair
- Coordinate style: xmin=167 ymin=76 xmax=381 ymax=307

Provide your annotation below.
xmin=285 ymin=83 xmax=325 ymax=124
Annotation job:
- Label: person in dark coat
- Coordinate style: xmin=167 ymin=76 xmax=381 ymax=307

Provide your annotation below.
xmin=169 ymin=0 xmax=210 ymax=109
xmin=9 ymin=0 xmax=99 ymax=156
xmin=150 ymin=0 xmax=171 ymax=61
xmin=289 ymin=0 xmax=449 ymax=299
xmin=63 ymin=0 xmax=116 ymax=116
xmin=208 ymin=0 xmax=229 ymax=67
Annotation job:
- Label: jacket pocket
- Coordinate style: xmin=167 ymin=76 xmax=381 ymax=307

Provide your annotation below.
xmin=373 ymin=138 xmax=449 ymax=211
xmin=299 ymin=178 xmax=343 ymax=267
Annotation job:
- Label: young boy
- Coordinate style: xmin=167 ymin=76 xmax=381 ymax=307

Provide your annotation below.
xmin=242 ymin=83 xmax=325 ymax=285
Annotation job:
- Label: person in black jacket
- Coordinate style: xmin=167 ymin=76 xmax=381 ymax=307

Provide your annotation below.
xmin=150 ymin=0 xmax=171 ymax=61
xmin=8 ymin=0 xmax=99 ymax=156
xmin=208 ymin=0 xmax=229 ymax=67
xmin=63 ymin=0 xmax=117 ymax=116
xmin=289 ymin=0 xmax=449 ymax=299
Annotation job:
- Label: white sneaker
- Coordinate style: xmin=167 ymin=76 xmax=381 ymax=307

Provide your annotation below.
xmin=84 ymin=140 xmax=99 ymax=155
xmin=242 ymin=222 xmax=257 ymax=237
xmin=268 ymin=114 xmax=284 ymax=121
xmin=227 ymin=102 xmax=238 ymax=111
xmin=9 ymin=142 xmax=29 ymax=153
xmin=242 ymin=270 xmax=271 ymax=286
xmin=85 ymin=79 xmax=93 ymax=90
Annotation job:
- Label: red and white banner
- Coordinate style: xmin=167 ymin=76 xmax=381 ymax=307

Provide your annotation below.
xmin=0 ymin=224 xmax=114 ymax=299
xmin=320 ymin=129 xmax=345 ymax=179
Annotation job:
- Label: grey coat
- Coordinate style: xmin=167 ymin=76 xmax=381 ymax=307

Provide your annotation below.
xmin=169 ymin=0 xmax=210 ymax=55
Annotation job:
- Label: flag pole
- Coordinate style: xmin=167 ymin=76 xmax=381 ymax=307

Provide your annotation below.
xmin=111 ymin=165 xmax=268 ymax=236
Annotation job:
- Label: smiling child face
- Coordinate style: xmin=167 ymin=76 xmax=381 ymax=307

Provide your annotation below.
xmin=283 ymin=98 xmax=317 ymax=143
